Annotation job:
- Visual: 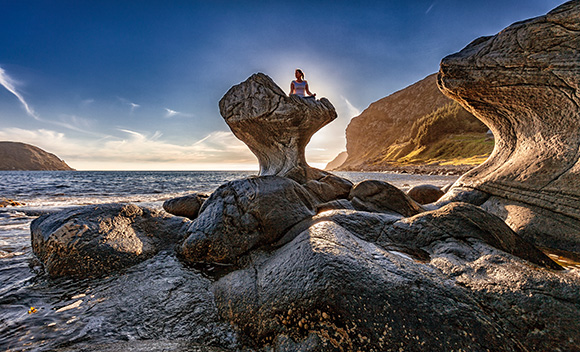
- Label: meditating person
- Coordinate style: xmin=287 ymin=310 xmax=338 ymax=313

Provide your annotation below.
xmin=290 ymin=69 xmax=316 ymax=98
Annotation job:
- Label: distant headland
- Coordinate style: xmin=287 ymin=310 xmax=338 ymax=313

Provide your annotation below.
xmin=0 ymin=141 xmax=74 ymax=171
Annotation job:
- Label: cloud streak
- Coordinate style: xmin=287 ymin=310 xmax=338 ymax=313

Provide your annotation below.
xmin=0 ymin=66 xmax=40 ymax=120
xmin=164 ymin=108 xmax=193 ymax=118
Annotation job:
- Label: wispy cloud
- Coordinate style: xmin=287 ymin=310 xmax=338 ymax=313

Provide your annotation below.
xmin=81 ymin=98 xmax=95 ymax=106
xmin=164 ymin=107 xmax=193 ymax=118
xmin=426 ymin=2 xmax=436 ymax=14
xmin=342 ymin=96 xmax=361 ymax=119
xmin=164 ymin=108 xmax=178 ymax=118
xmin=118 ymin=97 xmax=140 ymax=113
xmin=0 ymin=66 xmax=40 ymax=120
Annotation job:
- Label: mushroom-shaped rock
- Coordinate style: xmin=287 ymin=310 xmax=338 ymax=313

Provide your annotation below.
xmin=437 ymin=1 xmax=580 ymax=252
xmin=219 ymin=73 xmax=337 ymax=184
xmin=31 ymin=203 xmax=187 ymax=278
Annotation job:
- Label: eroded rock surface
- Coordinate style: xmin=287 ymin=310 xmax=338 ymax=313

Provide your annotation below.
xmin=163 ymin=192 xmax=209 ymax=220
xmin=213 ymin=204 xmax=572 ymax=351
xmin=407 ymin=184 xmax=445 ymax=204
xmin=31 ymin=203 xmax=187 ymax=278
xmin=437 ymin=0 xmax=580 ymax=252
xmin=349 ymin=180 xmax=425 ymax=217
xmin=177 ymin=176 xmax=317 ymax=265
xmin=219 ymin=73 xmax=338 ymax=184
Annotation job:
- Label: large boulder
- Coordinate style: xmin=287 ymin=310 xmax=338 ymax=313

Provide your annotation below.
xmin=219 ymin=73 xmax=336 ymax=183
xmin=31 ymin=203 xmax=187 ymax=278
xmin=407 ymin=184 xmax=445 ymax=204
xmin=349 ymin=179 xmax=425 ymax=217
xmin=163 ymin=192 xmax=209 ymax=220
xmin=213 ymin=205 xmax=573 ymax=351
xmin=177 ymin=176 xmax=317 ymax=265
xmin=437 ymin=1 xmax=580 ymax=252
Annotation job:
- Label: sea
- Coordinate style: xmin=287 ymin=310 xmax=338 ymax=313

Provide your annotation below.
xmin=0 ymin=170 xmax=459 ymax=351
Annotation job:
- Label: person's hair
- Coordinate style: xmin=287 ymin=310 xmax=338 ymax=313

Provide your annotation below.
xmin=295 ymin=69 xmax=304 ymax=80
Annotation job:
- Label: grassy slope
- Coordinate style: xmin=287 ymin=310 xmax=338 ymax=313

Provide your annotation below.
xmin=368 ymin=102 xmax=494 ymax=167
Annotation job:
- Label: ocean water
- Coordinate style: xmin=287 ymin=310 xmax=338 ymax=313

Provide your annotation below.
xmin=0 ymin=170 xmax=458 ymax=351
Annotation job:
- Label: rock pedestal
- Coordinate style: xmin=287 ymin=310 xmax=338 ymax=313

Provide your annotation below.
xmin=438 ymin=0 xmax=580 ymax=252
xmin=219 ymin=73 xmax=337 ymax=183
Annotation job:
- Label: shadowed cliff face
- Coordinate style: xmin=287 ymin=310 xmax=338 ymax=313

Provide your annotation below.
xmin=438 ymin=0 xmax=580 ymax=252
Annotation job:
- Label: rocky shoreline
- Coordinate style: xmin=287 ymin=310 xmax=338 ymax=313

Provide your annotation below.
xmin=338 ymin=163 xmax=475 ymax=176
xmin=26 ymin=2 xmax=580 ymax=351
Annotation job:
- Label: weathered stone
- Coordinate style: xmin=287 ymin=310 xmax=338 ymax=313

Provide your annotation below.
xmin=348 ymin=179 xmax=425 ymax=217
xmin=177 ymin=176 xmax=317 ymax=265
xmin=163 ymin=192 xmax=209 ymax=220
xmin=30 ymin=203 xmax=187 ymax=278
xmin=407 ymin=184 xmax=445 ymax=204
xmin=437 ymin=0 xmax=580 ymax=252
xmin=213 ymin=215 xmax=575 ymax=351
xmin=219 ymin=73 xmax=337 ymax=182
xmin=302 ymin=173 xmax=353 ymax=203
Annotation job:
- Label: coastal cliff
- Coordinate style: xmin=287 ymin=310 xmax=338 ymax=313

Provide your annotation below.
xmin=331 ymin=73 xmax=492 ymax=173
xmin=0 ymin=141 xmax=74 ymax=171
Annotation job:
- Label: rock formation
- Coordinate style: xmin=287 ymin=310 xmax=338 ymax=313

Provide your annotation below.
xmin=437 ymin=0 xmax=580 ymax=253
xmin=31 ymin=203 xmax=187 ymax=278
xmin=163 ymin=192 xmax=209 ymax=219
xmin=0 ymin=141 xmax=74 ymax=171
xmin=178 ymin=176 xmax=317 ymax=265
xmin=219 ymin=73 xmax=337 ymax=184
xmin=407 ymin=184 xmax=445 ymax=204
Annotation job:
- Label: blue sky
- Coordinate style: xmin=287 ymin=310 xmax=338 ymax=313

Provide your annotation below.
xmin=0 ymin=0 xmax=566 ymax=170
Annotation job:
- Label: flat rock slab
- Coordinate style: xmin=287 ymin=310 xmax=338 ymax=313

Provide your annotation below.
xmin=214 ymin=217 xmax=577 ymax=351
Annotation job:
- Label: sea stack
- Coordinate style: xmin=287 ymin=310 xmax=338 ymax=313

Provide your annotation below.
xmin=219 ymin=73 xmax=337 ymax=183
xmin=437 ymin=0 xmax=580 ymax=252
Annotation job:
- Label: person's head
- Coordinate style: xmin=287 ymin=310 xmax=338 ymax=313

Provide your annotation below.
xmin=295 ymin=69 xmax=304 ymax=80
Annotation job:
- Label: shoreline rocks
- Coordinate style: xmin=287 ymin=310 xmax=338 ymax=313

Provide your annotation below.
xmin=31 ymin=203 xmax=187 ymax=278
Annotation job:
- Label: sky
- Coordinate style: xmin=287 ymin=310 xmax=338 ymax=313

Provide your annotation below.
xmin=0 ymin=0 xmax=567 ymax=170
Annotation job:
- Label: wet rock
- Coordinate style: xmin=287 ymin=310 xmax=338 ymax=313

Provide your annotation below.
xmin=213 ymin=212 xmax=574 ymax=351
xmin=219 ymin=73 xmax=336 ymax=182
xmin=177 ymin=176 xmax=317 ymax=265
xmin=348 ymin=179 xmax=425 ymax=217
xmin=302 ymin=173 xmax=352 ymax=203
xmin=163 ymin=192 xmax=209 ymax=220
xmin=437 ymin=1 xmax=580 ymax=252
xmin=31 ymin=203 xmax=187 ymax=278
xmin=406 ymin=184 xmax=445 ymax=204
